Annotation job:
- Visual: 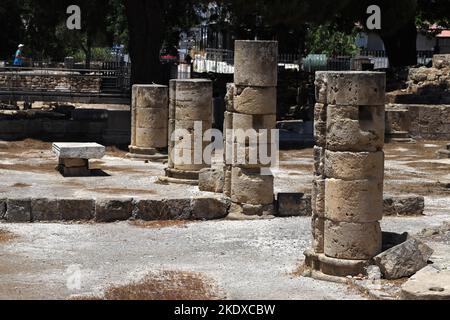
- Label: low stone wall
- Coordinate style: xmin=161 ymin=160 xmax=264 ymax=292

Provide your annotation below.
xmin=0 ymin=108 xmax=130 ymax=145
xmin=386 ymin=104 xmax=450 ymax=140
xmin=387 ymin=54 xmax=450 ymax=105
xmin=0 ymin=72 xmax=101 ymax=93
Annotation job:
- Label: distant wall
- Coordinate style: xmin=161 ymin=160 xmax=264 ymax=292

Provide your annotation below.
xmin=0 ymin=72 xmax=101 ymax=93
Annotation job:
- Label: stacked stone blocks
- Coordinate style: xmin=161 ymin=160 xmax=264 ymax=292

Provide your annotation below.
xmin=128 ymin=85 xmax=168 ymax=159
xmin=307 ymin=71 xmax=386 ymax=277
xmin=225 ymin=40 xmax=278 ymax=216
xmin=165 ymin=79 xmax=213 ymax=183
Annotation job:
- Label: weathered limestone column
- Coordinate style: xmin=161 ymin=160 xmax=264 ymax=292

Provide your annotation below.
xmin=162 ymin=79 xmax=213 ymax=185
xmin=226 ymin=40 xmax=278 ymax=217
xmin=305 ymin=71 xmax=386 ymax=278
xmin=128 ymin=85 xmax=168 ymax=160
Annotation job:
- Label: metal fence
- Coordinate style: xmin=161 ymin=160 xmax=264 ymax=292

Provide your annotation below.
xmin=193 ymin=48 xmax=435 ymax=74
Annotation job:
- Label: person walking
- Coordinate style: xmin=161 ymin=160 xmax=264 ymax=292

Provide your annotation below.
xmin=13 ymin=44 xmax=25 ymax=67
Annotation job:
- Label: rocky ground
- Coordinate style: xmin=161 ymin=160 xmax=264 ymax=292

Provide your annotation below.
xmin=0 ymin=139 xmax=449 ymax=300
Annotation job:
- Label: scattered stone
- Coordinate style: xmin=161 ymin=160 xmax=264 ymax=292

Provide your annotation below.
xmin=374 ymin=237 xmax=434 ymax=280
xmin=5 ymin=199 xmax=31 ymax=222
xmin=276 ymin=193 xmax=312 ymax=217
xmin=31 ymin=198 xmax=60 ymax=221
xmin=198 ymin=168 xmax=225 ymax=193
xmin=227 ymin=203 xmax=275 ymax=219
xmin=58 ymin=199 xmax=95 ymax=221
xmin=402 ymin=266 xmax=450 ymax=300
xmin=95 ymin=198 xmax=133 ymax=222
xmin=191 ymin=197 xmax=229 ymax=220
xmin=383 ymin=196 xmax=425 ymax=216
xmin=366 ymin=265 xmax=382 ymax=281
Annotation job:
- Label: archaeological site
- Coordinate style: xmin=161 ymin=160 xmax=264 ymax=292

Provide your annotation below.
xmin=0 ymin=0 xmax=450 ymax=308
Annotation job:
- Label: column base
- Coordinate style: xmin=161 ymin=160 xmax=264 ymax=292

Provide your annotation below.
xmin=157 ymin=168 xmax=200 ymax=185
xmin=127 ymin=146 xmax=168 ymax=161
xmin=304 ymin=249 xmax=370 ymax=279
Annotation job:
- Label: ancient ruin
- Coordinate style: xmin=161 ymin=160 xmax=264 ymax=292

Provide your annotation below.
xmin=305 ymin=71 xmax=386 ymax=277
xmin=225 ymin=40 xmax=278 ymax=217
xmin=161 ymin=79 xmax=213 ymax=185
xmin=128 ymin=84 xmax=168 ymax=160
xmin=53 ymin=142 xmax=105 ymax=176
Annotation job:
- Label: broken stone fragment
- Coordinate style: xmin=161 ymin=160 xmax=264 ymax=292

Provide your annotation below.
xmin=191 ymin=197 xmax=230 ymax=220
xmin=373 ymin=237 xmax=434 ymax=280
xmin=401 ymin=266 xmax=450 ymax=300
xmin=198 ymin=168 xmax=225 ymax=193
xmin=383 ymin=196 xmax=425 ymax=216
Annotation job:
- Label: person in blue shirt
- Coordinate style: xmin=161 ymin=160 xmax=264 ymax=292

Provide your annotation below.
xmin=13 ymin=44 xmax=25 ymax=67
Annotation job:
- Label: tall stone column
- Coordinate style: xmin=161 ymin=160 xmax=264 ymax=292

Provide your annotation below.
xmin=128 ymin=85 xmax=168 ymax=160
xmin=226 ymin=40 xmax=278 ymax=217
xmin=161 ymin=79 xmax=213 ymax=185
xmin=305 ymin=71 xmax=386 ymax=278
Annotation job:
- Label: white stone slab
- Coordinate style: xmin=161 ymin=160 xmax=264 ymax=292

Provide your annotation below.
xmin=52 ymin=143 xmax=105 ymax=159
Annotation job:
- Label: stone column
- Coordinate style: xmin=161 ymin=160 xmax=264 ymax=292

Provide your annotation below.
xmin=128 ymin=85 xmax=168 ymax=160
xmin=305 ymin=71 xmax=386 ymax=278
xmin=162 ymin=79 xmax=213 ymax=185
xmin=226 ymin=40 xmax=278 ymax=217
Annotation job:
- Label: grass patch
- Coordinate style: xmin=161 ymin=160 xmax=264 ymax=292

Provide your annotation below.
xmin=0 ymin=229 xmax=17 ymax=243
xmin=129 ymin=220 xmax=191 ymax=229
xmin=75 ymin=271 xmax=224 ymax=300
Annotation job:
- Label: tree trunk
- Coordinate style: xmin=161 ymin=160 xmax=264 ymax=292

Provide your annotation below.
xmin=382 ymin=20 xmax=417 ymax=68
xmin=124 ymin=0 xmax=166 ymax=85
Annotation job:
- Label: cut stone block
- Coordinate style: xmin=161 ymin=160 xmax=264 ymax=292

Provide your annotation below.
xmin=312 ymin=215 xmax=325 ymax=254
xmin=324 ymin=220 xmax=382 ymax=260
xmin=52 ymin=142 xmax=105 ymax=159
xmin=198 ymin=168 xmax=225 ymax=193
xmin=133 ymin=198 xmax=192 ymax=221
xmin=136 ymin=127 xmax=168 ymax=148
xmin=5 ymin=198 xmax=31 ymax=222
xmin=276 ymin=193 xmax=312 ymax=217
xmin=314 ymin=120 xmax=326 ymax=147
xmin=315 ymin=71 xmax=386 ymax=106
xmin=232 ymin=86 xmax=277 ymax=115
xmin=383 ymin=196 xmax=425 ymax=216
xmin=0 ymin=199 xmax=6 ymax=219
xmin=228 ymin=202 xmax=275 ymax=217
xmin=191 ymin=197 xmax=230 ymax=220
xmin=135 ymin=108 xmax=168 ymax=129
xmin=234 ymin=40 xmax=278 ymax=87
xmin=314 ymin=103 xmax=327 ymax=122
xmin=230 ymin=167 xmax=274 ymax=205
xmin=402 ymin=267 xmax=450 ymax=300
xmin=133 ymin=84 xmax=168 ymax=109
xmin=313 ymin=146 xmax=325 ymax=177
xmin=58 ymin=199 xmax=95 ymax=221
xmin=95 ymin=198 xmax=133 ymax=222
xmin=311 ymin=178 xmax=325 ymax=218
xmin=325 ymin=178 xmax=383 ymax=223
xmin=325 ymin=151 xmax=384 ymax=181
xmin=31 ymin=198 xmax=60 ymax=221
xmin=374 ymin=237 xmax=434 ymax=280
xmin=326 ymin=105 xmax=385 ymax=152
